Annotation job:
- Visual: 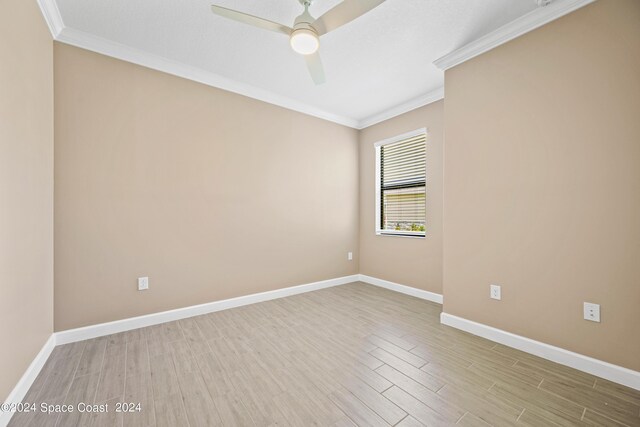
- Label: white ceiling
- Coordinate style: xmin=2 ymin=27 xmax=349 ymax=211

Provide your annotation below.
xmin=54 ymin=0 xmax=539 ymax=126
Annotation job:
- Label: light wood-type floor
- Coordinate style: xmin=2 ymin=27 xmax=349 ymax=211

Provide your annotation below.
xmin=9 ymin=282 xmax=640 ymax=426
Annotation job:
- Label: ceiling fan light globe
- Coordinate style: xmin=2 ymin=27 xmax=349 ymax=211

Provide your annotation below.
xmin=290 ymin=29 xmax=319 ymax=55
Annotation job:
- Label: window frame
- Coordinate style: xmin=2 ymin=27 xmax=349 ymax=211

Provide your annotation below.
xmin=374 ymin=128 xmax=427 ymax=238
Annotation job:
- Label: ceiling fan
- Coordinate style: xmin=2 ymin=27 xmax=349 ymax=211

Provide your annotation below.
xmin=210 ymin=0 xmax=386 ymax=85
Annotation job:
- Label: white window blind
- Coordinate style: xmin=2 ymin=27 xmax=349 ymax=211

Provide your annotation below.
xmin=377 ymin=131 xmax=426 ymax=236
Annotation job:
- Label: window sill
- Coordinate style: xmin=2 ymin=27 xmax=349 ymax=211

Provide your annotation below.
xmin=376 ymin=232 xmax=425 ymax=239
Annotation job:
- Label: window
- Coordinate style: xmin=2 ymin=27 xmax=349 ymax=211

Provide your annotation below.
xmin=375 ymin=129 xmax=426 ymax=237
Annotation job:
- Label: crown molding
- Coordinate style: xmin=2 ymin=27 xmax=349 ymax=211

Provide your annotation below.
xmin=35 ymin=0 xmax=443 ymax=130
xmin=55 ymin=27 xmax=361 ymax=128
xmin=433 ymin=0 xmax=597 ymax=71
xmin=36 ymin=0 xmax=64 ymax=38
xmin=36 ymin=0 xmax=596 ymax=130
xmin=356 ymin=87 xmax=444 ymax=130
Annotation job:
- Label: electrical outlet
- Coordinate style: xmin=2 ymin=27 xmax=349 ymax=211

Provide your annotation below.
xmin=348 ymin=252 xmax=353 ymax=261
xmin=138 ymin=277 xmax=149 ymax=291
xmin=583 ymin=302 xmax=600 ymax=322
xmin=490 ymin=284 xmax=501 ymax=300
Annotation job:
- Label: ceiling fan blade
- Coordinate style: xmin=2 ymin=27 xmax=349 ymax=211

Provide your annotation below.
xmin=304 ymin=52 xmax=326 ymax=85
xmin=211 ymin=5 xmax=292 ymax=35
xmin=312 ymin=0 xmax=386 ymax=36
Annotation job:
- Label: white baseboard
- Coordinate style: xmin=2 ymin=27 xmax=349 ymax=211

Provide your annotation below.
xmin=7 ymin=275 xmax=638 ymax=427
xmin=358 ymin=274 xmax=443 ymax=304
xmin=1 ymin=334 xmax=56 ymax=427
xmin=56 ymin=274 xmax=359 ymax=345
xmin=440 ymin=313 xmax=640 ymax=391
xmin=3 ymin=274 xmax=359 ymax=425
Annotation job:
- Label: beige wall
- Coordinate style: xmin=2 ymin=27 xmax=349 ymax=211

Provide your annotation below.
xmin=0 ymin=0 xmax=54 ymax=401
xmin=9 ymin=0 xmax=634 ymax=390
xmin=54 ymin=43 xmax=359 ymax=331
xmin=443 ymin=0 xmax=640 ymax=371
xmin=359 ymin=102 xmax=444 ymax=294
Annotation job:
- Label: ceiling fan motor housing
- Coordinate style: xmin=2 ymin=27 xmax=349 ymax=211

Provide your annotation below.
xmin=290 ymin=7 xmax=320 ymax=55
xmin=211 ymin=0 xmax=387 ymax=82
